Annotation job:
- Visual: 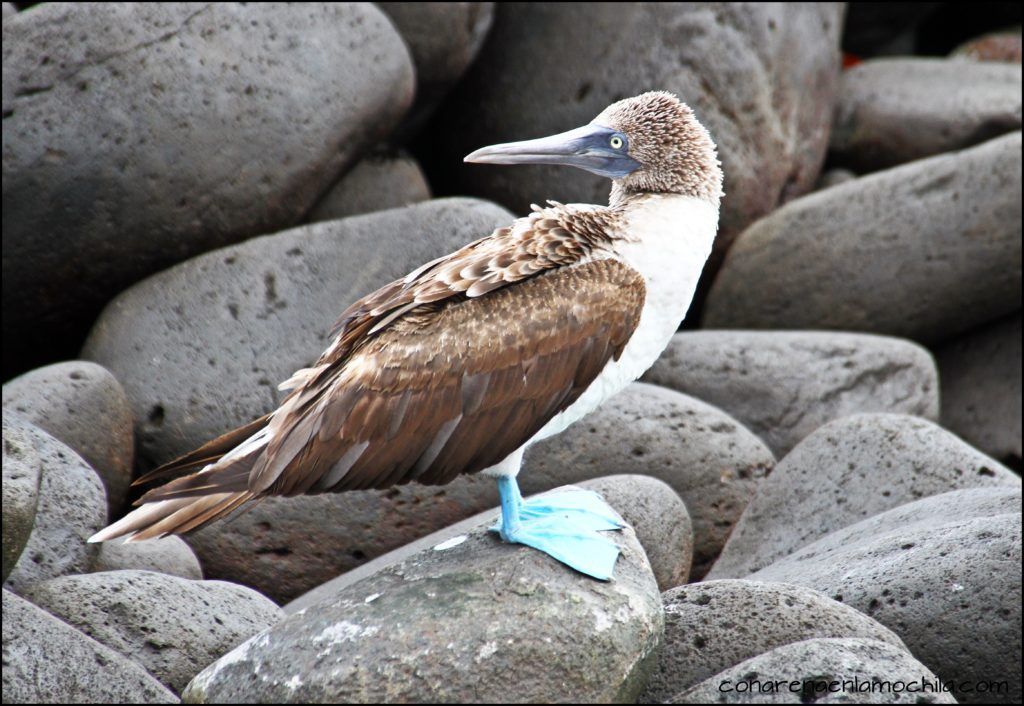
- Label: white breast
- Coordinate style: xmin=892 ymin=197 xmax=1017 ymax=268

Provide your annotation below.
xmin=530 ymin=194 xmax=719 ymax=446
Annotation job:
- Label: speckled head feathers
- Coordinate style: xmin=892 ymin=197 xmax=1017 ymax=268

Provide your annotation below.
xmin=593 ymin=91 xmax=723 ymax=203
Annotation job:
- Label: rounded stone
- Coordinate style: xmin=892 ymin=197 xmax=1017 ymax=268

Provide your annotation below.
xmin=183 ymin=487 xmax=663 ymax=703
xmin=830 ymin=58 xmax=1021 ymax=171
xmin=951 ymin=30 xmax=1023 ymax=63
xmin=3 ymin=360 xmax=134 ymax=516
xmin=92 ymin=535 xmax=203 ymax=581
xmin=749 ymin=488 xmax=1022 ymax=705
xmin=709 ymin=414 xmax=1020 ymax=579
xmin=2 ymin=416 xmax=41 ymax=581
xmin=2 ymin=589 xmax=177 ymax=703
xmin=642 ymin=331 xmax=939 ymax=457
xmin=3 ymin=414 xmax=106 ymax=595
xmin=643 ymin=580 xmax=906 ymax=702
xmin=705 ymin=132 xmax=1023 ymax=343
xmin=306 ymin=151 xmax=431 ymax=223
xmin=2 ymin=2 xmax=415 ymax=375
xmin=674 ymin=638 xmax=957 ymax=704
xmin=24 ymin=570 xmax=283 ymax=694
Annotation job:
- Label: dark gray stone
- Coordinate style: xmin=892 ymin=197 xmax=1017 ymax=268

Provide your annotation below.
xmin=710 ymin=414 xmax=1020 ymax=579
xmin=642 ymin=580 xmax=905 ymax=703
xmin=433 ymin=3 xmax=843 ymax=259
xmin=642 ymin=331 xmax=939 ymax=457
xmin=91 ymin=536 xmax=203 ymax=581
xmin=936 ymin=313 xmax=1022 ymax=468
xmin=83 ymin=198 xmax=513 ymax=469
xmin=2 ymin=3 xmax=415 ymax=376
xmin=831 ymin=58 xmax=1022 ymax=171
xmin=2 ymin=589 xmax=177 ymax=703
xmin=182 ymin=485 xmax=662 ymax=703
xmin=25 ymin=570 xmax=283 ymax=694
xmin=674 ymin=638 xmax=957 ymax=704
xmin=2 ymin=416 xmax=41 ymax=581
xmin=749 ymin=488 xmax=1022 ymax=705
xmin=306 ymin=150 xmax=431 ymax=222
xmin=3 ymin=360 xmax=134 ymax=516
xmin=705 ymin=132 xmax=1023 ymax=343
xmin=284 ymin=474 xmax=692 ymax=614
xmin=3 ymin=414 xmax=106 ymax=595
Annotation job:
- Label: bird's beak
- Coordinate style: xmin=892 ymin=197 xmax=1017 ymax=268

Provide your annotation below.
xmin=464 ymin=123 xmax=641 ymax=179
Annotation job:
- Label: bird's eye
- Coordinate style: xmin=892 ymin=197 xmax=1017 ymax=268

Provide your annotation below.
xmin=609 ymin=135 xmax=624 ymax=150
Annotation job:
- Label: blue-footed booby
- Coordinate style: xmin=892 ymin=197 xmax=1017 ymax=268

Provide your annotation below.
xmin=90 ymin=91 xmax=723 ymax=580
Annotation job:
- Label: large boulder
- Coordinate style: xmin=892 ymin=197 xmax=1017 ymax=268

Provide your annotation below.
xmin=3 ymin=414 xmax=106 ymax=595
xmin=749 ymin=488 xmax=1022 ymax=704
xmin=642 ymin=580 xmax=905 ymax=703
xmin=431 ymin=3 xmax=843 ymax=261
xmin=704 ymin=132 xmax=1023 ymax=343
xmin=935 ymin=313 xmax=1022 ymax=468
xmin=25 ymin=570 xmax=282 ymax=694
xmin=2 ymin=589 xmax=177 ymax=703
xmin=306 ymin=150 xmax=431 ymax=222
xmin=83 ymin=198 xmax=513 ymax=468
xmin=830 ymin=58 xmax=1022 ymax=171
xmin=709 ymin=414 xmax=1020 ymax=578
xmin=1 ymin=416 xmax=42 ymax=581
xmin=2 ymin=3 xmax=415 ymax=376
xmin=183 ymin=486 xmax=663 ymax=703
xmin=642 ymin=331 xmax=939 ymax=457
xmin=3 ymin=360 xmax=134 ymax=516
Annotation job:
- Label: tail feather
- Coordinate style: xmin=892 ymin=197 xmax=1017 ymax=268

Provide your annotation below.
xmin=89 ymin=491 xmax=254 ymax=543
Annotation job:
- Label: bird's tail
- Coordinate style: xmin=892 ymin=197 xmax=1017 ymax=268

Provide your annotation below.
xmin=88 ymin=414 xmax=272 ymax=543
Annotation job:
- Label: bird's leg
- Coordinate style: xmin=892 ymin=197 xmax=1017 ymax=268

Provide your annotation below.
xmin=490 ymin=474 xmax=625 ymax=581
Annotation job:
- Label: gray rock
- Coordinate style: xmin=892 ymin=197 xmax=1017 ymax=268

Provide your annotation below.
xmin=434 ymin=3 xmax=843 ymax=259
xmin=24 ymin=570 xmax=283 ymax=694
xmin=642 ymin=580 xmax=906 ymax=703
xmin=815 ymin=167 xmax=857 ymax=190
xmin=3 ymin=414 xmax=106 ymax=595
xmin=704 ymin=132 xmax=1023 ymax=343
xmin=749 ymin=488 xmax=1022 ymax=705
xmin=2 ymin=3 xmax=415 ymax=376
xmin=3 ymin=360 xmax=134 ymax=516
xmin=709 ymin=414 xmax=1020 ymax=579
xmin=378 ymin=2 xmax=494 ymax=134
xmin=2 ymin=416 xmax=42 ymax=581
xmin=951 ymin=30 xmax=1022 ymax=63
xmin=84 ymin=198 xmax=513 ymax=468
xmin=1 ymin=3 xmax=14 ymax=21
xmin=675 ymin=638 xmax=957 ymax=704
xmin=183 ymin=486 xmax=663 ymax=703
xmin=306 ymin=150 xmax=431 ymax=222
xmin=830 ymin=58 xmax=1021 ymax=172
xmin=936 ymin=313 xmax=1022 ymax=468
xmin=284 ymin=474 xmax=692 ymax=614
xmin=92 ymin=536 xmax=203 ymax=581
xmin=2 ymin=589 xmax=177 ymax=704
xmin=642 ymin=331 xmax=939 ymax=457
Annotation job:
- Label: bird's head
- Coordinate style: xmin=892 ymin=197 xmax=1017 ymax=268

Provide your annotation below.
xmin=464 ymin=91 xmax=722 ymax=203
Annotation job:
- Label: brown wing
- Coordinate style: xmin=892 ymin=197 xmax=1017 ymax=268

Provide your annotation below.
xmin=249 ymin=257 xmax=645 ymax=496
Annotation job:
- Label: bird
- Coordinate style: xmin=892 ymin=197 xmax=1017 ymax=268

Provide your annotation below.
xmin=89 ymin=91 xmax=723 ymax=581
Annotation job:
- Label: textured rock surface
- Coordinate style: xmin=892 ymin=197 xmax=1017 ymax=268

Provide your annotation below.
xmin=3 ymin=414 xmax=106 ymax=595
xmin=92 ymin=536 xmax=203 ymax=581
xmin=830 ymin=58 xmax=1022 ymax=171
xmin=285 ymin=474 xmax=692 ymax=614
xmin=705 ymin=132 xmax=1023 ymax=343
xmin=1 ymin=416 xmax=41 ymax=581
xmin=750 ymin=488 xmax=1022 ymax=705
xmin=2 ymin=3 xmax=415 ymax=376
xmin=642 ymin=580 xmax=906 ymax=702
xmin=951 ymin=30 xmax=1023 ymax=63
xmin=642 ymin=331 xmax=939 ymax=457
xmin=25 ymin=570 xmax=282 ymax=693
xmin=84 ymin=198 xmax=513 ymax=468
xmin=183 ymin=490 xmax=663 ymax=703
xmin=2 ymin=589 xmax=177 ymax=704
xmin=433 ymin=3 xmax=843 ymax=257
xmin=3 ymin=360 xmax=134 ymax=515
xmin=306 ymin=150 xmax=431 ymax=222
xmin=815 ymin=167 xmax=857 ymax=190
xmin=710 ymin=414 xmax=1020 ymax=578
xmin=1 ymin=3 xmax=14 ymax=21
xmin=675 ymin=638 xmax=957 ymax=704
xmin=936 ymin=313 xmax=1022 ymax=468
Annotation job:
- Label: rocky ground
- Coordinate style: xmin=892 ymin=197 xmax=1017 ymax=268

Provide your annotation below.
xmin=2 ymin=3 xmax=1021 ymax=704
